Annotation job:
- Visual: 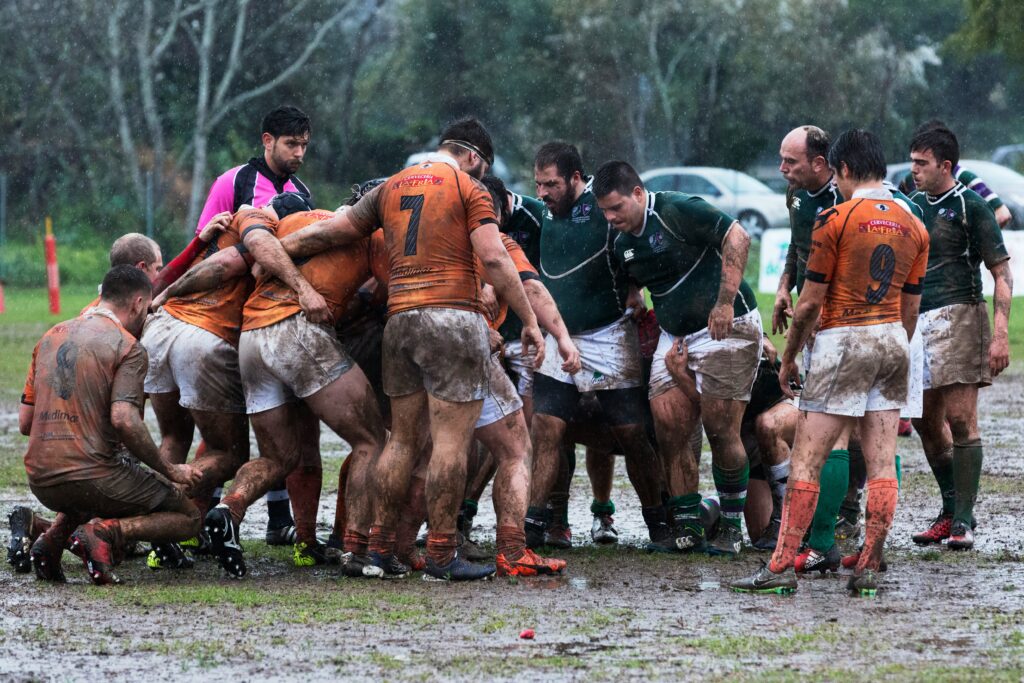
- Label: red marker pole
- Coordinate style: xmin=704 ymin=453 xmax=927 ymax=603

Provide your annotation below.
xmin=45 ymin=216 xmax=60 ymax=315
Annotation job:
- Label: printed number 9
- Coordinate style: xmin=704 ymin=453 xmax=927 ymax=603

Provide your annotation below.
xmin=865 ymin=244 xmax=895 ymax=304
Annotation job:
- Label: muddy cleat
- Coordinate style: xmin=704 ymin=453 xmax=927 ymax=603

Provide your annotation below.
xmin=179 ymin=532 xmax=211 ymax=557
xmin=368 ymin=552 xmax=411 ymax=579
xmin=544 ymin=521 xmax=572 ymax=549
xmin=947 ymin=521 xmax=974 ymax=551
xmin=794 ymin=544 xmax=841 ymax=574
xmin=524 ymin=519 xmax=546 ymax=550
xmin=707 ymin=523 xmax=743 ymax=557
xmin=265 ymin=524 xmax=297 ymax=546
xmin=339 ymin=552 xmax=384 ymax=578
xmin=30 ymin=534 xmax=66 ymax=582
xmin=643 ymin=506 xmax=677 ymax=553
xmin=205 ymin=505 xmax=246 ymax=578
xmin=294 ymin=540 xmax=336 ymax=567
xmin=7 ymin=506 xmax=36 ymax=573
xmin=147 ymin=542 xmax=194 ymax=570
xmin=752 ymin=517 xmax=780 ymax=552
xmin=458 ymin=533 xmax=491 ymax=562
xmin=69 ymin=522 xmax=122 ymax=586
xmin=423 ymin=551 xmax=495 ymax=582
xmin=397 ymin=550 xmax=427 ymax=572
xmin=847 ymin=569 xmax=879 ymax=596
xmin=729 ymin=562 xmax=797 ymax=594
xmin=840 ymin=545 xmax=888 ymax=572
xmin=912 ymin=512 xmax=952 ymax=546
xmin=496 ymin=548 xmax=566 ymax=577
xmin=324 ymin=535 xmax=344 ymax=564
xmin=590 ymin=513 xmax=619 ymax=545
xmin=833 ymin=516 xmax=861 ymax=543
xmin=674 ymin=524 xmax=706 ymax=553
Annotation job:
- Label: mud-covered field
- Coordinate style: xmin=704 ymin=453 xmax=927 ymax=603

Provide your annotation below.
xmin=2 ymin=374 xmax=1024 ymax=681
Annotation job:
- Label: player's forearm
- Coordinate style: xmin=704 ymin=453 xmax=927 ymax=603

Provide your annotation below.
xmin=716 ymin=223 xmax=750 ymax=306
xmin=484 ymin=256 xmax=537 ymax=329
xmin=900 ymin=294 xmax=921 ymax=340
xmin=246 ymin=232 xmax=317 ymax=297
xmin=992 ymin=264 xmax=1013 ymax=337
xmin=162 ymin=254 xmax=236 ymax=300
xmin=282 ymin=217 xmax=362 ymax=259
xmin=152 ymin=236 xmax=210 ymax=295
xmin=783 ymin=298 xmax=820 ymax=362
xmin=524 ymin=279 xmax=569 ymax=340
xmin=111 ymin=403 xmax=172 ymax=478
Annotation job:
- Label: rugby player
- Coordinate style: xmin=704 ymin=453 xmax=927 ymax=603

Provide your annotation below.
xmin=145 ymin=194 xmax=330 ymax=570
xmin=731 ymin=129 xmax=929 ymax=596
xmin=908 ymin=125 xmax=1012 ymax=551
xmin=190 ymin=104 xmax=316 ymax=543
xmin=19 ymin=266 xmax=203 ymax=585
xmin=275 ymin=118 xmax=552 ymax=581
xmin=527 ymin=143 xmax=668 ymax=552
xmin=594 ymin=160 xmax=762 ymax=555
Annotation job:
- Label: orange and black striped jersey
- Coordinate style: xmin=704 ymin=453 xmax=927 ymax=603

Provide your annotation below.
xmin=345 ymin=155 xmax=498 ymax=316
xmin=806 ymin=194 xmax=929 ymax=331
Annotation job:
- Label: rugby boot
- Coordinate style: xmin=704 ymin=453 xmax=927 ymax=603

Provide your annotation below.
xmin=840 ymin=545 xmax=888 ymax=572
xmin=205 ymin=505 xmax=246 ymax=578
xmin=294 ymin=540 xmax=336 ymax=567
xmin=70 ymin=521 xmax=123 ymax=586
xmin=834 ymin=516 xmax=861 ymax=543
xmin=7 ymin=506 xmax=35 ymax=573
xmin=496 ymin=548 xmax=567 ymax=577
xmin=912 ymin=512 xmax=952 ymax=546
xmin=368 ymin=551 xmax=411 ymax=579
xmin=30 ymin=534 xmax=67 ymax=583
xmin=642 ymin=506 xmax=678 ymax=553
xmin=590 ymin=513 xmax=619 ymax=545
xmin=339 ymin=551 xmax=384 ymax=578
xmin=847 ymin=569 xmax=879 ymax=597
xmin=544 ymin=520 xmax=572 ymax=549
xmin=700 ymin=497 xmax=721 ymax=539
xmin=423 ymin=550 xmax=495 ymax=582
xmin=396 ymin=548 xmax=427 ymax=572
xmin=752 ymin=516 xmax=781 ymax=552
xmin=729 ymin=562 xmax=797 ymax=594
xmin=707 ymin=523 xmax=743 ymax=557
xmin=179 ymin=531 xmax=212 ymax=557
xmin=897 ymin=418 xmax=913 ymax=437
xmin=458 ymin=532 xmax=491 ymax=562
xmin=324 ymin=534 xmax=344 ymax=564
xmin=794 ymin=544 xmax=841 ymax=574
xmin=147 ymin=542 xmax=194 ymax=570
xmin=524 ymin=509 xmax=548 ymax=550
xmin=265 ymin=524 xmax=297 ymax=546
xmin=947 ymin=521 xmax=975 ymax=551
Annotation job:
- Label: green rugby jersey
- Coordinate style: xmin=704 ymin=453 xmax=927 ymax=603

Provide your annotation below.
xmin=539 ymin=179 xmax=629 ymax=334
xmin=901 ymin=167 xmax=1006 ymax=212
xmin=784 ymin=179 xmax=841 ymax=293
xmin=499 ymin=192 xmax=545 ymax=342
xmin=911 ymin=183 xmax=1009 ymax=312
xmin=612 ymin=191 xmax=758 ymax=337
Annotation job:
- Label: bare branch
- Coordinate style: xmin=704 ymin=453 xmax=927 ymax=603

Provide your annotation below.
xmin=211 ymin=0 xmax=252 ymax=111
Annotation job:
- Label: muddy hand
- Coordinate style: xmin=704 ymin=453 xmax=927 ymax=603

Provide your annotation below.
xmin=479 ymin=283 xmax=500 ymax=323
xmin=772 ymin=290 xmax=793 ymax=335
xmin=522 ymin=323 xmax=546 ymax=369
xmin=299 ymin=287 xmax=331 ymax=324
xmin=708 ymin=303 xmax=733 ymax=341
xmin=778 ymin=357 xmax=800 ymax=399
xmin=557 ymin=335 xmax=581 ymax=374
xmin=198 ymin=212 xmax=232 ymax=242
xmin=168 ymin=463 xmax=202 ymax=490
xmin=762 ymin=337 xmax=778 ymax=365
xmin=989 ymin=334 xmax=1009 ymax=377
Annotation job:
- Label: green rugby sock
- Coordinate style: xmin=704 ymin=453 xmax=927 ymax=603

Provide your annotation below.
xmin=712 ymin=463 xmax=748 ymax=531
xmin=590 ymin=499 xmax=615 ymax=516
xmin=927 ymin=447 xmax=956 ymax=514
xmin=807 ymin=449 xmax=849 ymax=552
xmin=952 ymin=441 xmax=983 ymax=527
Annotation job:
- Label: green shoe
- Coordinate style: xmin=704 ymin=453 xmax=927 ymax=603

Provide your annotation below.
xmin=293 ymin=540 xmax=334 ymax=567
xmin=730 ymin=562 xmax=797 ymax=594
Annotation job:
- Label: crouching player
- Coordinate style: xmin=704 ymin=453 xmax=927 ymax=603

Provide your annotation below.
xmin=19 ymin=266 xmax=202 ymax=584
xmin=730 ymin=129 xmax=929 ymax=596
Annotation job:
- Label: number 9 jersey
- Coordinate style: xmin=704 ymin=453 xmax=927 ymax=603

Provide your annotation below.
xmin=805 ymin=193 xmax=930 ymax=331
xmin=345 ymin=155 xmax=498 ymax=317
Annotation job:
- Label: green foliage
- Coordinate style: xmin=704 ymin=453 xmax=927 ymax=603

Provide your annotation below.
xmin=953 ymin=0 xmax=1024 ymax=72
xmin=0 ymin=242 xmax=109 ymax=287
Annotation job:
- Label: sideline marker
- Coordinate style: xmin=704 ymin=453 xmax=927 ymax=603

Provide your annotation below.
xmin=45 ymin=216 xmax=60 ymax=315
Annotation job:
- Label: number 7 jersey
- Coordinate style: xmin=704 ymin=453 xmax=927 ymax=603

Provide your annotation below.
xmin=345 ymin=155 xmax=498 ymax=316
xmin=806 ymin=193 xmax=930 ymax=331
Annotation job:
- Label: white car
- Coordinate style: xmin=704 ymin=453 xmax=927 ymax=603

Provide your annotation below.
xmin=639 ymin=166 xmax=788 ymax=237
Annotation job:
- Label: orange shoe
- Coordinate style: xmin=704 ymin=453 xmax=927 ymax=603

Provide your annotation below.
xmin=496 ymin=548 xmax=566 ymax=577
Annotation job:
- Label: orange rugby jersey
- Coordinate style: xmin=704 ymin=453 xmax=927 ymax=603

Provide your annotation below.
xmin=161 ymin=209 xmax=270 ymax=345
xmin=242 ymin=211 xmax=385 ymax=331
xmin=476 ymin=234 xmax=539 ymax=330
xmin=345 ymin=157 xmax=498 ymax=316
xmin=806 ymin=197 xmax=929 ymax=330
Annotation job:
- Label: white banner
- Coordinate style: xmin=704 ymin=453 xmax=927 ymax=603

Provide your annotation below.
xmin=760 ymin=227 xmax=1024 ymax=297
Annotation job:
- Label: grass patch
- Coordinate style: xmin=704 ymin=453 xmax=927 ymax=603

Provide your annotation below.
xmin=677 ymin=623 xmax=844 ymax=657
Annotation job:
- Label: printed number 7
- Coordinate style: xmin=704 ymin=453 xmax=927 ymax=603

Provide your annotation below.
xmin=865 ymin=244 xmax=895 ymax=304
xmin=401 ymin=194 xmax=425 ymax=256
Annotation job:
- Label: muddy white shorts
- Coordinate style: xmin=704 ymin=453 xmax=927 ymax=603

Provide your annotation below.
xmin=648 ymin=309 xmax=763 ymax=401
xmin=919 ymin=302 xmax=992 ymax=390
xmin=239 ymin=314 xmax=353 ymax=414
xmin=537 ymin=314 xmax=642 ymax=392
xmin=142 ymin=308 xmax=245 ymax=413
xmin=502 ymin=339 xmax=535 ymax=397
xmin=902 ymin=330 xmax=923 ymax=419
xmin=476 ymin=353 xmax=524 ymax=429
xmin=799 ymin=322 xmax=909 ymax=417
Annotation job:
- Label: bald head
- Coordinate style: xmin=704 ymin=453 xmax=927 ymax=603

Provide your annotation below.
xmin=779 ymin=125 xmax=832 ymax=190
xmin=109 ymin=233 xmax=163 ymax=283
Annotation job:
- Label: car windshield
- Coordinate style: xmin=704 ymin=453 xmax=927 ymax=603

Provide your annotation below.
xmin=964 ymin=161 xmax=1024 ymax=190
xmin=703 ymin=169 xmax=774 ymax=194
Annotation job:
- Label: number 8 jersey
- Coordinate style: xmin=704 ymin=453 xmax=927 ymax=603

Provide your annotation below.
xmin=345 ymin=155 xmax=498 ymax=316
xmin=805 ymin=190 xmax=930 ymax=331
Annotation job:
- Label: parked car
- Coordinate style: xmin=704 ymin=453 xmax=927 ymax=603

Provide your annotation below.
xmin=886 ymin=159 xmax=1024 ymax=229
xmin=639 ymin=166 xmax=788 ymax=238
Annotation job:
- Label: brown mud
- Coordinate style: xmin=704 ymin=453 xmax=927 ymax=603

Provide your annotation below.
xmin=1 ymin=375 xmax=1024 ymax=681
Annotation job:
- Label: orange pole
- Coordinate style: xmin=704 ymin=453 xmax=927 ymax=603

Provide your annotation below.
xmin=45 ymin=216 xmax=60 ymax=315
